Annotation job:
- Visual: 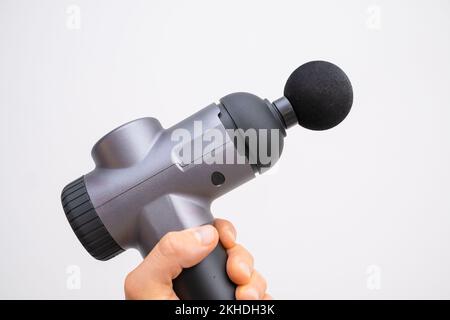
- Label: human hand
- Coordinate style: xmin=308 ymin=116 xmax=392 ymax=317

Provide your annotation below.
xmin=124 ymin=219 xmax=271 ymax=300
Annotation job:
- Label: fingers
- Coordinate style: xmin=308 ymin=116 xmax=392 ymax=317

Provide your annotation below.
xmin=149 ymin=225 xmax=219 ymax=279
xmin=226 ymin=244 xmax=254 ymax=285
xmin=215 ymin=218 xmax=237 ymax=249
xmin=235 ymin=270 xmax=267 ymax=300
xmin=216 ymin=219 xmax=255 ymax=285
xmin=125 ymin=225 xmax=219 ymax=300
xmin=124 ymin=219 xmax=270 ymax=300
xmin=215 ymin=219 xmax=270 ymax=300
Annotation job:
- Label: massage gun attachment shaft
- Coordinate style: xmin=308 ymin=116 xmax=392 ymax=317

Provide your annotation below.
xmin=272 ymin=97 xmax=297 ymax=129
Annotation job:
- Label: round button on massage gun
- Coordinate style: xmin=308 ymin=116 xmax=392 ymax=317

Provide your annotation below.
xmin=61 ymin=61 xmax=353 ymax=299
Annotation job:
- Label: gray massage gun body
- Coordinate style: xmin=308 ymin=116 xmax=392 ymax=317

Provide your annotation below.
xmin=91 ymin=102 xmax=259 ymax=300
xmin=64 ymin=93 xmax=292 ymax=299
xmin=61 ymin=61 xmax=353 ymax=300
xmin=88 ymin=103 xmax=256 ymax=256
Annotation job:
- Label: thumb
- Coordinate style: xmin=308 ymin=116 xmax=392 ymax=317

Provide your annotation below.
xmin=125 ymin=225 xmax=219 ymax=299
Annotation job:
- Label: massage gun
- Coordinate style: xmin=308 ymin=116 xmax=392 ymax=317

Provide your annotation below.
xmin=61 ymin=61 xmax=353 ymax=300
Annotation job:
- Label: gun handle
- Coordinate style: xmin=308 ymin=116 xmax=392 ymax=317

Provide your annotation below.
xmin=173 ymin=240 xmax=236 ymax=300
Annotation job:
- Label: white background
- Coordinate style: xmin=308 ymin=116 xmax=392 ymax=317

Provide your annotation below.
xmin=1 ymin=0 xmax=449 ymax=299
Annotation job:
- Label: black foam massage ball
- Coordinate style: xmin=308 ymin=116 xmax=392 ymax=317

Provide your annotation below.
xmin=284 ymin=60 xmax=353 ymax=130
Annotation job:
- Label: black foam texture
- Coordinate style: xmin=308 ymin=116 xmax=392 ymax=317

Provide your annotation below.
xmin=284 ymin=61 xmax=353 ymax=130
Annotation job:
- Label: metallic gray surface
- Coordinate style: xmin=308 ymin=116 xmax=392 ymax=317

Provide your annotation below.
xmin=85 ymin=104 xmax=255 ymax=254
xmin=273 ymin=96 xmax=297 ymax=129
xmin=92 ymin=117 xmax=163 ymax=169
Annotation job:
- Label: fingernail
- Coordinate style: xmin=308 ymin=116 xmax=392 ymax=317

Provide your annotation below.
xmin=244 ymin=288 xmax=260 ymax=300
xmin=194 ymin=226 xmax=216 ymax=245
xmin=239 ymin=261 xmax=252 ymax=278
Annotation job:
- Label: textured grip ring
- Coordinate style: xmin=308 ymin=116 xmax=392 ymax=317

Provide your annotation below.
xmin=61 ymin=176 xmax=123 ymax=261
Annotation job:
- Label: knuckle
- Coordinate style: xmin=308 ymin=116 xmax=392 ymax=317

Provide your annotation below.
xmin=235 ymin=287 xmax=244 ymax=300
xmin=224 ymin=220 xmax=235 ymax=233
xmin=232 ymin=244 xmax=254 ymax=263
xmin=226 ymin=256 xmax=235 ymax=275
xmin=216 ymin=219 xmax=234 ymax=232
xmin=124 ymin=272 xmax=141 ymax=299
xmin=158 ymin=232 xmax=181 ymax=257
xmin=251 ymin=270 xmax=267 ymax=292
xmin=258 ymin=273 xmax=267 ymax=290
xmin=220 ymin=218 xmax=231 ymax=226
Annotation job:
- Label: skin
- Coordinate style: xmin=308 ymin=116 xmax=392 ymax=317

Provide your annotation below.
xmin=124 ymin=219 xmax=271 ymax=300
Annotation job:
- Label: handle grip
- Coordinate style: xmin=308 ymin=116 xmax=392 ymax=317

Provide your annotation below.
xmin=173 ymin=242 xmax=236 ymax=300
xmin=137 ymin=196 xmax=236 ymax=299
